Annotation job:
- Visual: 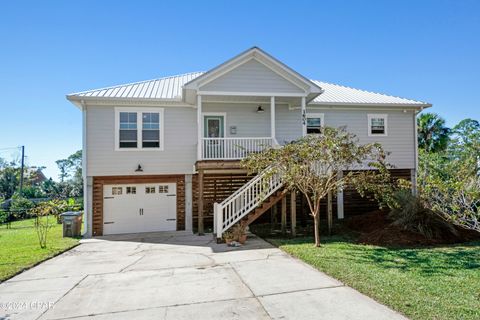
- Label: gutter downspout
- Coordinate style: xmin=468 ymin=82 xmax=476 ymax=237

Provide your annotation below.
xmin=80 ymin=100 xmax=90 ymax=237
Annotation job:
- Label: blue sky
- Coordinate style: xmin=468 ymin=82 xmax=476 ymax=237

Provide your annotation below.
xmin=0 ymin=0 xmax=478 ymax=179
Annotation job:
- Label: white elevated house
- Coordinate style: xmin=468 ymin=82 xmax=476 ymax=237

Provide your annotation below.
xmin=67 ymin=47 xmax=431 ymax=238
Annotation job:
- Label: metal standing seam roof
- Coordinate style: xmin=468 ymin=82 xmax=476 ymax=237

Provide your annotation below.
xmin=68 ymin=72 xmax=429 ymax=106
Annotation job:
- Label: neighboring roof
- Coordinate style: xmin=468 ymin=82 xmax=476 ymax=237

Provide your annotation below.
xmin=68 ymin=72 xmax=430 ymax=107
xmin=25 ymin=167 xmax=47 ymax=183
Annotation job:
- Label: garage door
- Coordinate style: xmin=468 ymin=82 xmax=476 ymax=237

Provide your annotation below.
xmin=103 ymin=183 xmax=177 ymax=235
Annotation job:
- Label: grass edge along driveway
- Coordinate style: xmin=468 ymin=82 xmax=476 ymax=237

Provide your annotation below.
xmin=0 ymin=218 xmax=79 ymax=282
xmin=269 ymin=236 xmax=480 ymax=320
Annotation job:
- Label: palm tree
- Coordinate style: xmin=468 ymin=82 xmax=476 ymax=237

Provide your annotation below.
xmin=417 ymin=113 xmax=450 ymax=153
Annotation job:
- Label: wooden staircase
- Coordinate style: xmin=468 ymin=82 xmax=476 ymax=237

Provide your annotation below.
xmin=243 ymin=190 xmax=286 ymax=226
xmin=214 ymin=167 xmax=283 ymax=240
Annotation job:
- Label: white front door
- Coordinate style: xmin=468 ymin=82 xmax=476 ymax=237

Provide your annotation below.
xmin=103 ymin=183 xmax=177 ymax=235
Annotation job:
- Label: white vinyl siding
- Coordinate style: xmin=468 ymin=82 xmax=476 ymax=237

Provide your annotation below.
xmin=275 ymin=104 xmax=302 ymax=144
xmin=87 ymin=106 xmax=196 ymax=176
xmin=321 ymin=109 xmax=415 ymax=168
xmin=201 ymin=59 xmax=304 ymax=94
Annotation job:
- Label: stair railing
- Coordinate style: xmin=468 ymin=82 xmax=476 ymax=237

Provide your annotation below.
xmin=214 ymin=167 xmax=283 ymax=239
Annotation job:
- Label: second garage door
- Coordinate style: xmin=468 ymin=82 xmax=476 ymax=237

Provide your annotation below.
xmin=103 ymin=183 xmax=177 ymax=235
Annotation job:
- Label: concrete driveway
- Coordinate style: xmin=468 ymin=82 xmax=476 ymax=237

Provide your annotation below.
xmin=0 ymin=232 xmax=406 ymax=320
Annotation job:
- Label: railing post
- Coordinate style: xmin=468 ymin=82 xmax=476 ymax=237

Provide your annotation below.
xmin=213 ymin=202 xmax=217 ymax=237
xmin=214 ymin=203 xmax=223 ymax=240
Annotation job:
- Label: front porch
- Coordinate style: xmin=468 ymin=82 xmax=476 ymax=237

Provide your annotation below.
xmin=196 ymin=95 xmax=307 ymax=161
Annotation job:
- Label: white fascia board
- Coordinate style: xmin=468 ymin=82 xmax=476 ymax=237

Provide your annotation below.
xmin=308 ymin=102 xmax=432 ymax=109
xmin=197 ymin=90 xmax=307 ymax=97
xmin=66 ymin=95 xmax=194 ymax=108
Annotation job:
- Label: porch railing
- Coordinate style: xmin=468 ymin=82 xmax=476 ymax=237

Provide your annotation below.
xmin=201 ymin=137 xmax=275 ymax=160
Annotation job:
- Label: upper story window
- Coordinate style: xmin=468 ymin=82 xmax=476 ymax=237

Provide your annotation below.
xmin=115 ymin=108 xmax=164 ymax=151
xmin=368 ymin=114 xmax=388 ymax=136
xmin=142 ymin=113 xmax=160 ymax=148
xmin=119 ymin=112 xmax=138 ymax=148
xmin=307 ymin=113 xmax=324 ymax=134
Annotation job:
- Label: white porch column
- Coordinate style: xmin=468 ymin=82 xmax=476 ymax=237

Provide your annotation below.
xmin=270 ymin=96 xmax=276 ymax=140
xmin=197 ymin=95 xmax=202 ymax=160
xmin=301 ymin=96 xmax=307 ymax=136
xmin=185 ymin=174 xmax=193 ymax=232
xmin=337 ymin=170 xmax=344 ymax=219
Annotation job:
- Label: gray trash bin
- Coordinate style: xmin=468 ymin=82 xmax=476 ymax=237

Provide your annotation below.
xmin=60 ymin=211 xmax=83 ymax=237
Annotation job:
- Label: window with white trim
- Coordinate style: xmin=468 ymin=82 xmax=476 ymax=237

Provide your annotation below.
xmin=307 ymin=113 xmax=324 ymax=134
xmin=368 ymin=114 xmax=388 ymax=136
xmin=115 ymin=108 xmax=164 ymax=150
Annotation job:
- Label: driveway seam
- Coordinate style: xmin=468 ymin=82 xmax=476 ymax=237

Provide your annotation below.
xmin=228 ymin=262 xmax=273 ymax=320
xmin=257 ymin=284 xmax=346 ymax=298
xmin=39 ymin=297 xmax=260 ymax=320
xmin=119 ymin=255 xmax=146 ymax=272
xmin=35 ymin=274 xmax=89 ymax=320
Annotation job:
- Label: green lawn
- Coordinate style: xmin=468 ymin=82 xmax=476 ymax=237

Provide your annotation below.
xmin=0 ymin=218 xmax=79 ymax=282
xmin=270 ymin=236 xmax=480 ymax=320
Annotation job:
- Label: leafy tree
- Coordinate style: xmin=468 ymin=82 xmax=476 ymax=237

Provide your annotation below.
xmin=417 ymin=113 xmax=450 ymax=152
xmin=21 ymin=185 xmax=46 ymax=199
xmin=243 ymin=127 xmax=386 ymax=247
xmin=419 ymin=147 xmax=479 ymax=232
xmin=55 ymin=150 xmax=83 ymax=197
xmin=0 ymin=167 xmax=19 ymax=199
xmin=55 ymin=159 xmax=70 ymax=182
xmin=450 ymin=118 xmax=480 ymax=174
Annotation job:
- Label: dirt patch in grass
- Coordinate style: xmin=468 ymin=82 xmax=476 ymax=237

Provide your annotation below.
xmin=346 ymin=210 xmax=480 ymax=247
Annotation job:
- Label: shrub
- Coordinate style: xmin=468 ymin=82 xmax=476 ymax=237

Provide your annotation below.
xmin=0 ymin=209 xmax=10 ymax=224
xmin=10 ymin=194 xmax=35 ymax=218
xmin=389 ymin=190 xmax=458 ymax=239
xmin=28 ymin=202 xmax=57 ymax=248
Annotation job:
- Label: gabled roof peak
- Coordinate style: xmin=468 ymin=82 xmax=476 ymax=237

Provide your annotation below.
xmin=183 ymin=46 xmax=323 ymax=97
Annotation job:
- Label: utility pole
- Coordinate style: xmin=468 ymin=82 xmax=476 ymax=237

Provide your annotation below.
xmin=19 ymin=146 xmax=25 ymax=196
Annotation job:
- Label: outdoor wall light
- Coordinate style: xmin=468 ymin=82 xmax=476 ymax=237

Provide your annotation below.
xmin=256 ymin=105 xmax=265 ymax=113
xmin=135 ymin=164 xmax=143 ymax=172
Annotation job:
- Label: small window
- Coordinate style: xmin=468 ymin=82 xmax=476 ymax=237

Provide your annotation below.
xmin=158 ymin=185 xmax=169 ymax=193
xmin=126 ymin=186 xmax=136 ymax=194
xmin=145 ymin=186 xmax=156 ymax=194
xmin=112 ymin=187 xmax=122 ymax=195
xmin=142 ymin=112 xmax=160 ymax=148
xmin=119 ymin=112 xmax=138 ymax=148
xmin=368 ymin=114 xmax=388 ymax=136
xmin=307 ymin=113 xmax=324 ymax=134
